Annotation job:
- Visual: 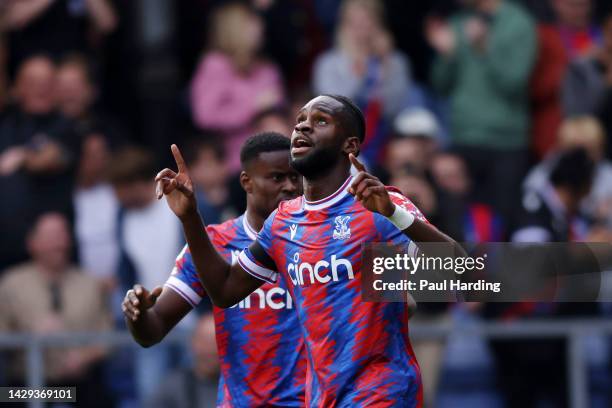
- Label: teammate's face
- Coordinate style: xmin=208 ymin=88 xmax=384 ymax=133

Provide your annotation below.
xmin=244 ymin=150 xmax=302 ymax=216
xmin=290 ymin=96 xmax=354 ymax=178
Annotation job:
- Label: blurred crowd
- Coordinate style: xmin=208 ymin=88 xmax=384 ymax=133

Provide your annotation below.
xmin=1 ymin=0 xmax=612 ymax=407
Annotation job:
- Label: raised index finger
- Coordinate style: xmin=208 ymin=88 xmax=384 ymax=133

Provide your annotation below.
xmin=349 ymin=153 xmax=366 ymax=172
xmin=171 ymin=144 xmax=187 ymax=173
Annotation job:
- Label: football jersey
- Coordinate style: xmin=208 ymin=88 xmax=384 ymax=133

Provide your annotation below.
xmin=165 ymin=214 xmax=306 ymax=407
xmin=238 ymin=176 xmax=425 ymax=408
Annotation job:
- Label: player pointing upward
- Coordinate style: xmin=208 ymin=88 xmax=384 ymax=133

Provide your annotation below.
xmin=157 ymin=95 xmax=459 ymax=407
xmin=124 ymin=133 xmax=306 ymax=407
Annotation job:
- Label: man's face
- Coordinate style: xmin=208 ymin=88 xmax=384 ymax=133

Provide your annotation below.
xmin=28 ymin=214 xmax=72 ymax=271
xmin=14 ymin=57 xmax=56 ymax=115
xmin=245 ymin=150 xmax=302 ymax=216
xmin=56 ymin=65 xmax=95 ymax=119
xmin=290 ymin=96 xmax=352 ymax=178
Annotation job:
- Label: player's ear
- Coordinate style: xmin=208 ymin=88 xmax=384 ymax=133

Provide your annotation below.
xmin=343 ymin=136 xmax=360 ymax=157
xmin=239 ymin=171 xmax=253 ymax=194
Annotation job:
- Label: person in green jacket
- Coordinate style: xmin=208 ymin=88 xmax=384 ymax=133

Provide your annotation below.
xmin=427 ymin=0 xmax=537 ymax=225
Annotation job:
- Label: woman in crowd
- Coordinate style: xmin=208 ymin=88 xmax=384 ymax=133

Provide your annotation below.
xmin=190 ymin=2 xmax=285 ymax=174
xmin=312 ymin=0 xmax=412 ymax=166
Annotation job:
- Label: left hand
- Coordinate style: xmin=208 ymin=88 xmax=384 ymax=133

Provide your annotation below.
xmin=348 ymin=154 xmax=394 ymax=217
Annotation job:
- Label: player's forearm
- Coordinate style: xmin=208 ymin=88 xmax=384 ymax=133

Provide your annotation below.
xmin=180 ymin=211 xmax=235 ymax=307
xmin=404 ymin=220 xmax=467 ymax=257
xmin=125 ymin=309 xmax=166 ymax=347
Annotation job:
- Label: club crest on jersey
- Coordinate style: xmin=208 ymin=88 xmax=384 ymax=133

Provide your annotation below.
xmin=290 ymin=224 xmax=297 ymax=240
xmin=332 ymin=216 xmax=351 ymax=240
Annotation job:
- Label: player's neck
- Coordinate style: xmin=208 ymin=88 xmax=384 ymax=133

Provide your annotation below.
xmin=303 ymin=163 xmax=352 ymax=202
xmin=244 ymin=207 xmax=265 ymax=232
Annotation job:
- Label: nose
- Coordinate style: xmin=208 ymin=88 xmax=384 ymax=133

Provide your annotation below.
xmin=295 ymin=119 xmax=312 ymax=134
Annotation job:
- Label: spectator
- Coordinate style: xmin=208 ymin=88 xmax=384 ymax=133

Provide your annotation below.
xmin=56 ymin=53 xmax=126 ymax=144
xmin=0 ymin=212 xmax=113 ymax=407
xmin=1 ymin=0 xmax=117 ymax=77
xmin=488 ymin=148 xmax=596 ymax=407
xmin=0 ymin=55 xmax=78 ymax=270
xmin=146 ymin=313 xmax=219 ymax=408
xmin=386 ymin=107 xmax=440 ymax=175
xmin=74 ymin=133 xmax=119 ymax=292
xmin=562 ymin=11 xmax=612 ymax=128
xmin=551 ymin=0 xmax=601 ymax=60
xmin=107 ymin=146 xmax=186 ymax=401
xmin=313 ymin=0 xmax=412 ymax=165
xmin=182 ymin=137 xmax=235 ymax=225
xmin=524 ymin=116 xmax=612 ymax=226
xmin=427 ymin=0 xmax=537 ymax=225
xmin=190 ymin=2 xmax=285 ymax=174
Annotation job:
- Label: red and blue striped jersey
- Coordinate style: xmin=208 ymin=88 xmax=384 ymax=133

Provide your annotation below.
xmin=238 ymin=176 xmax=425 ymax=407
xmin=165 ymin=214 xmax=306 ymax=407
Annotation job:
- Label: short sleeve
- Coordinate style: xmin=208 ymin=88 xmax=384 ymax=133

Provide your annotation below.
xmin=164 ymin=245 xmax=204 ymax=308
xmin=236 ymin=210 xmax=279 ymax=283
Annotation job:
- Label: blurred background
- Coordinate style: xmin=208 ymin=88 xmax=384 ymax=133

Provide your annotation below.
xmin=1 ymin=0 xmax=612 ymax=407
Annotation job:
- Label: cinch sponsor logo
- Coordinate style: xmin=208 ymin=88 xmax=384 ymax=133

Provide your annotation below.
xmin=231 ymin=287 xmax=293 ymax=309
xmin=230 ymin=250 xmax=293 ymax=309
xmin=287 ymin=252 xmax=354 ymax=286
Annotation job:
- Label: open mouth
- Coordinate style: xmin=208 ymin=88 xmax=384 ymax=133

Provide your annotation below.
xmin=291 ymin=137 xmax=313 ymax=155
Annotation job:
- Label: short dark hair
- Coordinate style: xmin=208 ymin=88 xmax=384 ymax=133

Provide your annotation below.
xmin=108 ymin=146 xmax=156 ymax=184
xmin=240 ymin=132 xmax=290 ymax=167
xmin=321 ymin=94 xmax=366 ymax=143
xmin=550 ymin=148 xmax=594 ymax=194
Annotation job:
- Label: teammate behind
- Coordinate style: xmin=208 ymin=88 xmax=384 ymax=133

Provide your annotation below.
xmin=156 ymin=95 xmax=460 ymax=407
xmin=123 ymin=133 xmax=306 ymax=407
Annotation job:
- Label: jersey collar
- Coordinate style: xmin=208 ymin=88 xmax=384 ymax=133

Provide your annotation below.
xmin=303 ymin=176 xmax=353 ymax=211
xmin=242 ymin=212 xmax=258 ymax=240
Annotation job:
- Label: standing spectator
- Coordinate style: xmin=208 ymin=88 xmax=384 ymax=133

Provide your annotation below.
xmin=73 ymin=133 xmax=119 ymax=292
xmin=0 ymin=212 xmax=114 ymax=408
xmin=313 ymin=0 xmax=412 ymax=165
xmin=56 ymin=53 xmax=126 ymax=144
xmin=0 ymin=55 xmax=78 ymax=270
xmin=427 ymin=0 xmax=537 ymax=225
xmin=190 ymin=2 xmax=284 ymax=174
xmin=146 ymin=313 xmax=219 ymax=408
xmin=551 ymin=0 xmax=601 ymax=60
xmin=562 ymin=11 xmax=612 ymax=133
xmin=488 ymin=148 xmax=596 ymax=408
xmin=1 ymin=0 xmax=117 ymax=77
xmin=107 ymin=146 xmax=186 ymax=401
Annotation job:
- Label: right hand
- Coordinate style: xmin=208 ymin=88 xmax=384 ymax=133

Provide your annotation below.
xmin=122 ymin=284 xmax=163 ymax=322
xmin=155 ymin=144 xmax=198 ymax=220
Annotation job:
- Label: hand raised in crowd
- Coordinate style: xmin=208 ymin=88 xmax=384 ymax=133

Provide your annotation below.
xmin=348 ymin=153 xmax=394 ymax=217
xmin=426 ymin=17 xmax=456 ymax=57
xmin=155 ymin=144 xmax=198 ymax=220
xmin=122 ymin=284 xmax=163 ymax=322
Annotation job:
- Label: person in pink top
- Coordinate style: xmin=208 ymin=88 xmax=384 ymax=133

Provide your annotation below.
xmin=190 ymin=2 xmax=285 ymax=173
